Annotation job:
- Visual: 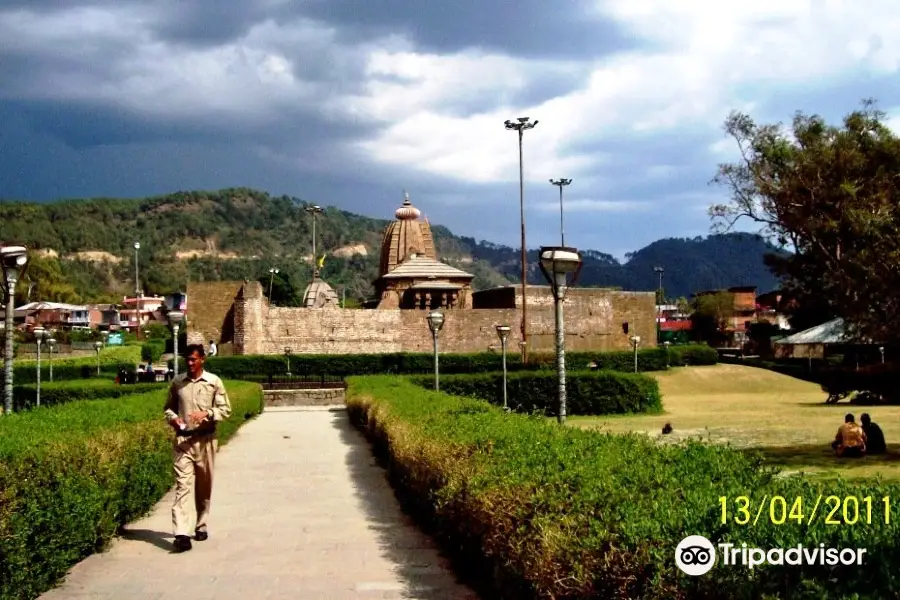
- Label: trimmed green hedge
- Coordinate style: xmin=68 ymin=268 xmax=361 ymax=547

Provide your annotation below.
xmin=11 ymin=380 xmax=168 ymax=411
xmin=410 ymin=370 xmax=661 ymax=416
xmin=346 ymin=375 xmax=900 ymax=599
xmin=204 ymin=344 xmax=717 ymax=379
xmin=0 ymin=380 xmax=263 ymax=600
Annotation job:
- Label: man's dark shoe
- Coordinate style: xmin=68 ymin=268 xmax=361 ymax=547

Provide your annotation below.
xmin=194 ymin=530 xmax=208 ymax=541
xmin=173 ymin=535 xmax=192 ymax=552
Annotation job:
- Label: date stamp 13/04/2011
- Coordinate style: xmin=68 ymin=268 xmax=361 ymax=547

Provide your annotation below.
xmin=719 ymin=495 xmax=892 ymax=527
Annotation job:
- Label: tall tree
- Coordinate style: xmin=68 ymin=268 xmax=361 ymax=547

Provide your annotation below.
xmin=709 ymin=99 xmax=900 ymax=343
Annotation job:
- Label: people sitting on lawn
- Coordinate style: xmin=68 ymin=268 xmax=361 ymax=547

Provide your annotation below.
xmin=832 ymin=413 xmax=867 ymax=457
xmin=861 ymin=413 xmax=886 ymax=454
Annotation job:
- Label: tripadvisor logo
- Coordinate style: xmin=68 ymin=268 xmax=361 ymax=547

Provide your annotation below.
xmin=675 ymin=535 xmax=716 ymax=576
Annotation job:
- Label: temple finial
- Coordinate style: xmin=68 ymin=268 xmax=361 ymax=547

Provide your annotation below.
xmin=403 ymin=189 xmax=411 ymax=205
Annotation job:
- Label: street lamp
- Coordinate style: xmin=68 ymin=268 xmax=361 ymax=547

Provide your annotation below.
xmin=33 ymin=325 xmax=45 ymax=407
xmin=538 ymin=246 xmax=583 ymax=425
xmin=519 ymin=340 xmax=526 ymax=362
xmin=167 ymin=310 xmax=184 ymax=379
xmin=653 ymin=266 xmax=664 ymax=344
xmin=549 ymin=178 xmax=572 ymax=246
xmin=1 ymin=245 xmax=27 ymax=415
xmin=284 ymin=347 xmax=292 ymax=377
xmin=630 ymin=336 xmax=641 ymax=373
xmin=47 ymin=337 xmax=56 ymax=382
xmin=93 ymin=341 xmax=103 ymax=376
xmin=880 ymin=346 xmax=885 ymax=364
xmin=101 ymin=330 xmax=109 ymax=347
xmin=663 ymin=340 xmax=671 ymax=368
xmin=426 ymin=311 xmax=445 ymax=392
xmin=134 ymin=242 xmax=141 ymax=340
xmin=305 ymin=205 xmax=325 ymax=276
xmin=495 ymin=324 xmax=511 ymax=411
xmin=505 ymin=116 xmax=538 ymax=363
xmin=268 ymin=267 xmax=280 ymax=300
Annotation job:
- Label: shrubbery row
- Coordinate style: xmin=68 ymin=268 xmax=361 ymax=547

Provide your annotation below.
xmin=11 ymin=380 xmax=167 ymax=411
xmin=0 ymin=381 xmax=263 ymax=600
xmin=409 ymin=370 xmax=661 ymax=416
xmin=346 ymin=375 xmax=900 ymax=600
xmin=203 ymin=344 xmax=717 ymax=379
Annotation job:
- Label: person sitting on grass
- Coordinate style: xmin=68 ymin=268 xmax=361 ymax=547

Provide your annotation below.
xmin=832 ymin=413 xmax=867 ymax=458
xmin=861 ymin=413 xmax=886 ymax=454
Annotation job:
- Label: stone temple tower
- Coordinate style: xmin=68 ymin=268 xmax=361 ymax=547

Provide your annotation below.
xmin=373 ymin=192 xmax=474 ymax=309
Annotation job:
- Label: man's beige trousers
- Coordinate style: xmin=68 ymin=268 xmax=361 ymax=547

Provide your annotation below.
xmin=172 ymin=434 xmax=217 ymax=537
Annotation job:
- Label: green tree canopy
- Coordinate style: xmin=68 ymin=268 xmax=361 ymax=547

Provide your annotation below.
xmin=710 ymin=99 xmax=900 ymax=344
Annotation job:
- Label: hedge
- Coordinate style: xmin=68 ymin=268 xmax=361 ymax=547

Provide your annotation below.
xmin=0 ymin=380 xmax=263 ymax=600
xmin=11 ymin=380 xmax=168 ymax=411
xmin=203 ymin=344 xmax=717 ymax=379
xmin=409 ymin=370 xmax=661 ymax=416
xmin=346 ymin=375 xmax=900 ymax=600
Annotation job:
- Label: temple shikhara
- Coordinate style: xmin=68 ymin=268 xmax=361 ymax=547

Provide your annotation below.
xmin=372 ymin=192 xmax=474 ymax=310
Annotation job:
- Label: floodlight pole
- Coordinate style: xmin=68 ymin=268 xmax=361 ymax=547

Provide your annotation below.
xmin=549 ymin=178 xmax=572 ymax=246
xmin=505 ymin=117 xmax=538 ymax=363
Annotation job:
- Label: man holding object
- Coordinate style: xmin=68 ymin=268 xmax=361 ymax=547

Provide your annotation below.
xmin=163 ymin=343 xmax=232 ymax=552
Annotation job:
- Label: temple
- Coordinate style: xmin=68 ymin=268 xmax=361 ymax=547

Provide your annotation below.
xmin=372 ymin=192 xmax=474 ymax=309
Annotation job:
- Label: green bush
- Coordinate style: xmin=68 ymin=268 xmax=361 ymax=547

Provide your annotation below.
xmin=0 ymin=380 xmax=263 ymax=600
xmin=140 ymin=340 xmax=165 ymax=364
xmin=12 ymin=379 xmax=167 ymax=411
xmin=346 ymin=375 xmax=900 ymax=600
xmin=410 ymin=370 xmax=661 ymax=416
xmin=205 ymin=345 xmax=716 ymax=379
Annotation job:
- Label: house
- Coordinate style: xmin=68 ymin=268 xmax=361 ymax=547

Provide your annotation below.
xmin=692 ymin=286 xmax=758 ymax=345
xmin=13 ymin=302 xmax=100 ymax=330
xmin=772 ymin=318 xmax=847 ymax=359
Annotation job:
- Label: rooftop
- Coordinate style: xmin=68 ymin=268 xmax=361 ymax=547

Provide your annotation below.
xmin=380 ymin=255 xmax=473 ymax=280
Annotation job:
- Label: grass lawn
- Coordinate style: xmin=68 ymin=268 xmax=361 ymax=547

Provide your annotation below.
xmin=571 ymin=363 xmax=900 ymax=481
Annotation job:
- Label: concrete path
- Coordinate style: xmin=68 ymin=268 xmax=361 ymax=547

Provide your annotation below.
xmin=40 ymin=406 xmax=479 ymax=600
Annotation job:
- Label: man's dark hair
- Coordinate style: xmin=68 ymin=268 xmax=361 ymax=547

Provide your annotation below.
xmin=861 ymin=413 xmax=871 ymax=423
xmin=845 ymin=413 xmax=855 ymax=423
xmin=185 ymin=344 xmax=206 ymax=357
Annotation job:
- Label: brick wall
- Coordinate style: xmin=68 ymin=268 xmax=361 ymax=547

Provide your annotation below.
xmin=220 ymin=281 xmax=656 ymax=355
xmin=185 ymin=281 xmax=246 ymax=352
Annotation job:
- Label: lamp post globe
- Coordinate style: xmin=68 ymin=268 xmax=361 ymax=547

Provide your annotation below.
xmin=537 ymin=246 xmax=583 ymax=425
xmin=426 ymin=311 xmax=444 ymax=391
xmin=93 ymin=340 xmax=103 ymax=376
xmin=1 ymin=245 xmax=28 ymax=415
xmin=495 ymin=324 xmax=511 ymax=411
xmin=167 ymin=310 xmax=184 ymax=379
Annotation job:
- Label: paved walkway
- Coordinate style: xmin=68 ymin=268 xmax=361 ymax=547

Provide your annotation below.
xmin=40 ymin=406 xmax=478 ymax=600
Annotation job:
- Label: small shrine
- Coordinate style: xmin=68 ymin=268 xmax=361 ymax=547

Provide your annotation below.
xmin=301 ymin=271 xmax=340 ymax=308
xmin=373 ymin=192 xmax=474 ymax=309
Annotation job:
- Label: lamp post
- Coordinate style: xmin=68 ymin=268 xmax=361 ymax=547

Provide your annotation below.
xmin=538 ymin=246 xmax=583 ymax=425
xmin=168 ymin=310 xmax=184 ymax=379
xmin=305 ymin=205 xmax=324 ymax=276
xmin=33 ymin=325 xmax=45 ymax=406
xmin=101 ymin=330 xmax=109 ymax=347
xmin=1 ymin=245 xmax=28 ymax=415
xmin=268 ymin=267 xmax=279 ymax=300
xmin=47 ymin=337 xmax=56 ymax=382
xmin=284 ymin=347 xmax=292 ymax=377
xmin=519 ymin=340 xmax=526 ymax=362
xmin=495 ymin=324 xmax=511 ymax=411
xmin=426 ymin=311 xmax=445 ymax=391
xmin=653 ymin=266 xmax=664 ymax=344
xmin=630 ymin=336 xmax=641 ymax=373
xmin=134 ymin=242 xmax=141 ymax=340
xmin=549 ymin=178 xmax=572 ymax=246
xmin=505 ymin=117 xmax=538 ymax=363
xmin=880 ymin=346 xmax=885 ymax=364
xmin=663 ymin=340 xmax=671 ymax=368
xmin=93 ymin=341 xmax=102 ymax=376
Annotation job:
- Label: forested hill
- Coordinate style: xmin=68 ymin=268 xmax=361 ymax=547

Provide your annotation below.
xmin=0 ymin=187 xmax=785 ymax=305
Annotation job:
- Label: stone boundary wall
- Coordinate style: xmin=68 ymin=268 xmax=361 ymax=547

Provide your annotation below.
xmin=263 ymin=388 xmax=346 ymax=406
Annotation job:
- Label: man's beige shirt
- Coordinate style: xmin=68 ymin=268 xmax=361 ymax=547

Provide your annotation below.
xmin=164 ymin=370 xmax=232 ymax=442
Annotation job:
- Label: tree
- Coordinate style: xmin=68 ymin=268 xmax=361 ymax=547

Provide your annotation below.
xmin=690 ymin=292 xmax=734 ymax=345
xmin=16 ymin=254 xmax=81 ymax=304
xmin=710 ymin=99 xmax=900 ymax=344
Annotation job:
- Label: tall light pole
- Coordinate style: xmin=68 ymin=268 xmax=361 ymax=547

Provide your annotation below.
xmin=168 ymin=310 xmax=184 ymax=379
xmin=538 ymin=246 xmax=583 ymax=425
xmin=653 ymin=266 xmax=664 ymax=344
xmin=1 ymin=245 xmax=28 ymax=415
xmin=268 ymin=267 xmax=279 ymax=300
xmin=495 ymin=324 xmax=511 ymax=411
xmin=305 ymin=205 xmax=324 ymax=276
xmin=134 ymin=242 xmax=141 ymax=340
xmin=33 ymin=325 xmax=44 ymax=407
xmin=47 ymin=337 xmax=56 ymax=382
xmin=549 ymin=178 xmax=572 ymax=247
xmin=426 ymin=311 xmax=445 ymax=392
xmin=505 ymin=117 xmax=538 ymax=363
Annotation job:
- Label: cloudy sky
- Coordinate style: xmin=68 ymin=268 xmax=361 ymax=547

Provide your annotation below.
xmin=3 ymin=1 xmax=900 ymax=259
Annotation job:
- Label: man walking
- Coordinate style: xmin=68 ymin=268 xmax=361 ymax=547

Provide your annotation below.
xmin=163 ymin=343 xmax=232 ymax=552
